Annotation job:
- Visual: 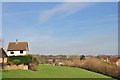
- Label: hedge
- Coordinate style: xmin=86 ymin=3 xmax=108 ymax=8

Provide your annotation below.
xmin=8 ymin=55 xmax=32 ymax=65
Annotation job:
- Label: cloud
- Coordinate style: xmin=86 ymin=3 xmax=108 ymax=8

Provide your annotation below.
xmin=26 ymin=31 xmax=117 ymax=55
xmin=39 ymin=2 xmax=94 ymax=24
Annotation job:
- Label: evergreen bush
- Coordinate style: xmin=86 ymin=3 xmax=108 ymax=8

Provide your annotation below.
xmin=8 ymin=55 xmax=32 ymax=65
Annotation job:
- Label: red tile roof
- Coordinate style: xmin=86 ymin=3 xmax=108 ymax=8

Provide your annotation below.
xmin=7 ymin=42 xmax=29 ymax=51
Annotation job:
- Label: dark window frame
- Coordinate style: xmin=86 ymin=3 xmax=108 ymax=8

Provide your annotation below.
xmin=11 ymin=52 xmax=14 ymax=54
xmin=20 ymin=50 xmax=23 ymax=54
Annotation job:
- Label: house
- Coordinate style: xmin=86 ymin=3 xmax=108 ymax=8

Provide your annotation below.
xmin=7 ymin=40 xmax=29 ymax=56
xmin=0 ymin=48 xmax=8 ymax=63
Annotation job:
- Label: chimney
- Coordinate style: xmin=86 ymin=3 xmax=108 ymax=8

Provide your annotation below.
xmin=16 ymin=39 xmax=18 ymax=44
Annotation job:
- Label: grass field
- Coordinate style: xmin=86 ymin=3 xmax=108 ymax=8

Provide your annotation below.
xmin=2 ymin=64 xmax=111 ymax=78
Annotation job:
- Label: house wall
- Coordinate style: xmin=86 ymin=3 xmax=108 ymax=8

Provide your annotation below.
xmin=7 ymin=51 xmax=28 ymax=56
xmin=0 ymin=58 xmax=7 ymax=63
xmin=0 ymin=58 xmax=2 ymax=63
xmin=3 ymin=58 xmax=7 ymax=63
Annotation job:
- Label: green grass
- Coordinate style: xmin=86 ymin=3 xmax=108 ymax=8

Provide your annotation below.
xmin=2 ymin=64 xmax=111 ymax=78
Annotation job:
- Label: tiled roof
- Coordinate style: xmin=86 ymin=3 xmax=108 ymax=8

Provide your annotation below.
xmin=7 ymin=42 xmax=29 ymax=51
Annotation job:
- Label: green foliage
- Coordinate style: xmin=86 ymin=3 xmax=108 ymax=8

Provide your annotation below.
xmin=12 ymin=59 xmax=21 ymax=65
xmin=8 ymin=55 xmax=32 ymax=65
xmin=7 ymin=55 xmax=39 ymax=71
xmin=80 ymin=55 xmax=85 ymax=60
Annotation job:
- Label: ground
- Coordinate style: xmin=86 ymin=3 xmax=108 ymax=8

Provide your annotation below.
xmin=2 ymin=64 xmax=112 ymax=78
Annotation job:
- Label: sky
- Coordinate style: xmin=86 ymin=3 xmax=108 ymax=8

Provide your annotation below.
xmin=1 ymin=0 xmax=119 ymax=2
xmin=0 ymin=2 xmax=2 ymax=47
xmin=2 ymin=2 xmax=118 ymax=55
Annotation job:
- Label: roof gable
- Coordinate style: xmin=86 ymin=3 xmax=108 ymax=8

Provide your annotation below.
xmin=7 ymin=42 xmax=29 ymax=51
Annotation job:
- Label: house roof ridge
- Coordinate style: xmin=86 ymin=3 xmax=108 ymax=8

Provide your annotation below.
xmin=7 ymin=41 xmax=29 ymax=51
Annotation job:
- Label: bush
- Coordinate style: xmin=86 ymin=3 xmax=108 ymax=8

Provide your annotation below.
xmin=8 ymin=55 xmax=32 ymax=65
xmin=63 ymin=58 xmax=120 ymax=79
xmin=28 ymin=56 xmax=39 ymax=71
xmin=28 ymin=63 xmax=38 ymax=71
xmin=7 ymin=55 xmax=39 ymax=71
xmin=32 ymin=56 xmax=39 ymax=65
xmin=12 ymin=59 xmax=21 ymax=65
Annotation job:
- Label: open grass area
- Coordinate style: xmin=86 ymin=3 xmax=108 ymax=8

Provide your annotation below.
xmin=2 ymin=64 xmax=112 ymax=78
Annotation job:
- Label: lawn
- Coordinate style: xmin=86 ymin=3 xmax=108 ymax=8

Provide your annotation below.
xmin=2 ymin=64 xmax=112 ymax=78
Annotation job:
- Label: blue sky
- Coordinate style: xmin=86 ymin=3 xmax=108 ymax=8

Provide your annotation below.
xmin=2 ymin=2 xmax=118 ymax=55
xmin=0 ymin=2 xmax=2 ymax=42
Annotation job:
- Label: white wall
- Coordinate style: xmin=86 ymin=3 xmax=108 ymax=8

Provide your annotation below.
xmin=7 ymin=51 xmax=28 ymax=56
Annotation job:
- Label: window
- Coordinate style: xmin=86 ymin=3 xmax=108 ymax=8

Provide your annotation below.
xmin=11 ymin=52 xmax=14 ymax=54
xmin=20 ymin=50 xmax=23 ymax=54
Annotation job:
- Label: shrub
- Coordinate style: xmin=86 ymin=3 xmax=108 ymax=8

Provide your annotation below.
xmin=7 ymin=55 xmax=39 ymax=71
xmin=28 ymin=56 xmax=39 ymax=71
xmin=12 ymin=59 xmax=21 ymax=65
xmin=62 ymin=58 xmax=120 ymax=79
xmin=32 ymin=56 xmax=39 ymax=65
xmin=80 ymin=55 xmax=85 ymax=60
xmin=8 ymin=55 xmax=32 ymax=65
xmin=118 ymin=66 xmax=120 ymax=79
xmin=2 ymin=63 xmax=7 ymax=68
xmin=7 ymin=61 xmax=13 ymax=65
xmin=28 ymin=63 xmax=38 ymax=71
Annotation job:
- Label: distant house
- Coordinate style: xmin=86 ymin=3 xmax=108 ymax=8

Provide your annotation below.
xmin=0 ymin=48 xmax=8 ymax=63
xmin=7 ymin=40 xmax=29 ymax=56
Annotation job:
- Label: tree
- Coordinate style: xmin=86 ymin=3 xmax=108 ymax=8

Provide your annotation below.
xmin=28 ymin=56 xmax=39 ymax=71
xmin=53 ymin=59 xmax=56 ymax=63
xmin=80 ymin=55 xmax=85 ymax=60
